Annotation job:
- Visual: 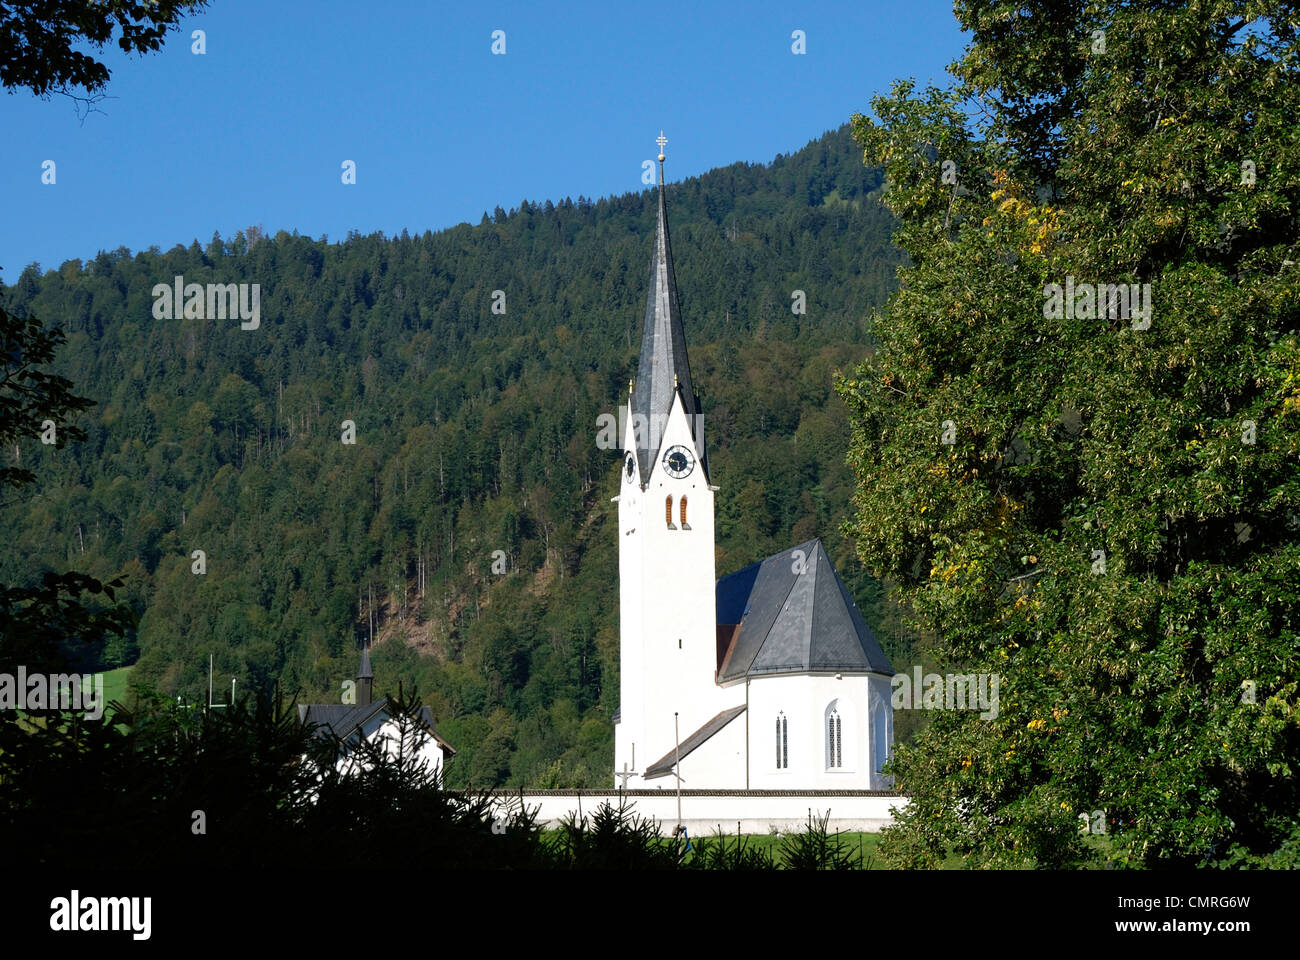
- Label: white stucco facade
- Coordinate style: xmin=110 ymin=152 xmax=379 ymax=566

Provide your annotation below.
xmin=742 ymin=674 xmax=895 ymax=790
xmin=614 ymin=390 xmax=741 ymax=788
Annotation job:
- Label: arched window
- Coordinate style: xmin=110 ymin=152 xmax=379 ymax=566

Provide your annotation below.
xmin=665 ymin=495 xmax=675 ymax=528
xmin=775 ymin=712 xmax=788 ymax=769
xmin=827 ymin=706 xmax=843 ymax=769
xmin=872 ymin=699 xmax=889 ymax=775
xmin=680 ymin=496 xmax=688 ymax=528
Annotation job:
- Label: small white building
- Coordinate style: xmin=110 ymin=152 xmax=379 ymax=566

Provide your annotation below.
xmin=298 ymin=646 xmax=455 ymax=783
xmin=612 ymin=142 xmax=894 ymax=791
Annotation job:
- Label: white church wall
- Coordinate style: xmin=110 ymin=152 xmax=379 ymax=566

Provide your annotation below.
xmin=613 ymin=404 xmax=646 ymax=784
xmin=616 ymin=391 xmax=737 ymax=788
xmin=747 ymin=674 xmax=891 ymax=790
xmin=488 ymin=790 xmax=906 ymax=835
xmin=672 ymin=709 xmax=747 ymax=788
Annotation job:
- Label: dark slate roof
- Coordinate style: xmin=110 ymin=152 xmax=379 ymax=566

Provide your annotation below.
xmin=715 ymin=538 xmax=894 ymax=682
xmin=629 ymin=160 xmax=705 ymax=485
xmin=644 ymin=705 xmax=746 ymax=780
xmin=298 ymin=698 xmax=456 ymax=755
xmin=298 ymin=702 xmax=369 ymax=736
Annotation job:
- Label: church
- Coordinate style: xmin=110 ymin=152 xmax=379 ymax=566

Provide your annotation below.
xmin=612 ymin=137 xmax=895 ymax=791
xmin=299 ymin=644 xmax=456 ymax=783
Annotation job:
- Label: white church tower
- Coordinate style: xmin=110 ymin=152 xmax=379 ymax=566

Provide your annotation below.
xmin=613 ymin=135 xmax=738 ymax=789
xmin=611 ymin=134 xmax=895 ymax=793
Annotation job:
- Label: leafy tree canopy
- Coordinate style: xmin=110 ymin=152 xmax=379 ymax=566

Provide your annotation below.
xmin=843 ymin=0 xmax=1299 ymax=867
xmin=0 ymin=0 xmax=206 ymax=100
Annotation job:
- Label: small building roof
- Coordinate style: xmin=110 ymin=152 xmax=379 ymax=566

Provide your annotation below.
xmin=716 ymin=538 xmax=894 ymax=682
xmin=298 ymin=698 xmax=456 ymax=755
xmin=643 ymin=705 xmax=747 ymax=780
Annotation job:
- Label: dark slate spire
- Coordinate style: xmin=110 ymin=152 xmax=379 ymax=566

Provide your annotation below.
xmin=630 ymin=133 xmax=704 ymax=485
xmin=357 ymin=642 xmax=373 ymax=707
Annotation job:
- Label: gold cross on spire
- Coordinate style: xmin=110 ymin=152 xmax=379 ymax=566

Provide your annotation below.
xmin=656 ymin=131 xmax=667 ymax=162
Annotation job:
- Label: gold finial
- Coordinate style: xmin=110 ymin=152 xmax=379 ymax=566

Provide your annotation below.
xmin=628 ymin=378 xmax=634 ymax=395
xmin=656 ymin=131 xmax=667 ymax=163
xmin=673 ymin=373 xmax=679 ymax=389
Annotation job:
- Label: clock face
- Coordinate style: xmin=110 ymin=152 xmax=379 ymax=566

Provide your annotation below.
xmin=662 ymin=444 xmax=695 ymax=479
xmin=625 ymin=453 xmax=635 ymax=480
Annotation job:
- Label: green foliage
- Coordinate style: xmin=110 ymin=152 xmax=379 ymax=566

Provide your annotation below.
xmin=0 ymin=303 xmax=92 ymax=489
xmin=1 ymin=683 xmax=891 ymax=868
xmin=684 ymin=827 xmax=777 ymax=870
xmin=0 ymin=0 xmax=208 ymax=100
xmin=0 ymin=683 xmax=554 ymax=868
xmin=1 ymin=125 xmax=916 ymax=787
xmin=0 ymin=299 xmax=138 ymax=677
xmin=1 ymin=688 xmax=315 ymax=867
xmin=777 ymin=810 xmax=863 ymax=870
xmin=842 ymin=0 xmax=1300 ymax=868
xmin=550 ymin=799 xmax=683 ymax=870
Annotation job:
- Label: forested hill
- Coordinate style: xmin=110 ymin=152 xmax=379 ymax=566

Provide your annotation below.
xmin=2 ymin=123 xmax=907 ymax=786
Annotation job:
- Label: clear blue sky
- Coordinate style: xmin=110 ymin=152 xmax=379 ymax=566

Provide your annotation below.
xmin=0 ymin=0 xmax=968 ymax=278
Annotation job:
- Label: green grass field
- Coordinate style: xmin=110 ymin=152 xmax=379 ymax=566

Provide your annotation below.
xmin=99 ymin=664 xmax=135 ymax=714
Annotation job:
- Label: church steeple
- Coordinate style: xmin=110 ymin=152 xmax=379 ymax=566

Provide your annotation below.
xmin=630 ymin=132 xmax=704 ymax=485
xmin=357 ymin=642 xmax=373 ymax=708
xmin=615 ymin=133 xmax=724 ymax=792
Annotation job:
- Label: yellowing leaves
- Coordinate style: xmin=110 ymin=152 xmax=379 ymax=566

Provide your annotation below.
xmin=985 ymin=170 xmax=1060 ymax=260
